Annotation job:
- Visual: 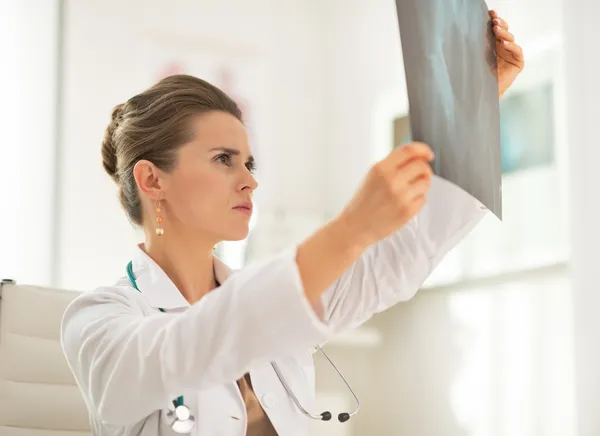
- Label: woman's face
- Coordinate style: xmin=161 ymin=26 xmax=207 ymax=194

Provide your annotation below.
xmin=160 ymin=111 xmax=257 ymax=243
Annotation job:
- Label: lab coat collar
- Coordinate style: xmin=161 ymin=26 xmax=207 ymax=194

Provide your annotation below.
xmin=130 ymin=244 xmax=233 ymax=310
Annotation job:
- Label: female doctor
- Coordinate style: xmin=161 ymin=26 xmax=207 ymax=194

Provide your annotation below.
xmin=61 ymin=11 xmax=524 ymax=436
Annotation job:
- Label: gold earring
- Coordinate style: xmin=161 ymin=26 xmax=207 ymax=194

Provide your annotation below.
xmin=156 ymin=200 xmax=164 ymax=236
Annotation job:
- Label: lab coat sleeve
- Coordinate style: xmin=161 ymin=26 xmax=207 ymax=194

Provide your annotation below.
xmin=320 ymin=175 xmax=487 ymax=330
xmin=60 ymin=250 xmax=335 ymax=426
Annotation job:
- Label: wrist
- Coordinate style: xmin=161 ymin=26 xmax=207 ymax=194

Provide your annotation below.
xmin=329 ymin=213 xmax=373 ymax=255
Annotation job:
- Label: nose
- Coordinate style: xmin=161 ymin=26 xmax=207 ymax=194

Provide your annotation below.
xmin=238 ymin=169 xmax=258 ymax=193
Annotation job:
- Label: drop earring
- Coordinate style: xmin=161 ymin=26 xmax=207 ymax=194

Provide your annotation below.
xmin=156 ymin=200 xmax=164 ymax=236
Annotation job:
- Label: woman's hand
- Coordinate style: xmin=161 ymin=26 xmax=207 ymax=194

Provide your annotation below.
xmin=490 ymin=10 xmax=525 ymax=98
xmin=295 ymin=142 xmax=434 ymax=307
xmin=338 ymin=142 xmax=434 ymax=247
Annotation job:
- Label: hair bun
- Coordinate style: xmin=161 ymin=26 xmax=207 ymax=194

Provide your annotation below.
xmin=101 ymin=104 xmax=125 ymax=183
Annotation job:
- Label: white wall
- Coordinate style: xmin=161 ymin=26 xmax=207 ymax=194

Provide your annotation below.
xmin=57 ymin=0 xmax=331 ymax=289
xmin=563 ymin=0 xmax=600 ymax=434
xmin=0 ymin=0 xmax=60 ymax=286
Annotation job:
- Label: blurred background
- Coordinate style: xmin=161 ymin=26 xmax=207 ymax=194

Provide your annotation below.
xmin=1 ymin=0 xmax=596 ymax=435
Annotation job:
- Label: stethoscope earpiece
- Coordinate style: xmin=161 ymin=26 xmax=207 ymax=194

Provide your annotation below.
xmin=338 ymin=412 xmax=350 ymax=422
xmin=271 ymin=345 xmax=360 ymax=424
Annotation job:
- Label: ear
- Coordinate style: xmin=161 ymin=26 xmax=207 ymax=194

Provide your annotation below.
xmin=133 ymin=160 xmax=167 ymax=201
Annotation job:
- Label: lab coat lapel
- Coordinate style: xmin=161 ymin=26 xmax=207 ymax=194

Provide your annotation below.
xmin=130 ymin=245 xmax=234 ymax=310
xmin=130 ymin=245 xmax=189 ymax=310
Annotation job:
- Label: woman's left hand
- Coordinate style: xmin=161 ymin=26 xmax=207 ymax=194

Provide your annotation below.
xmin=490 ymin=10 xmax=525 ymax=98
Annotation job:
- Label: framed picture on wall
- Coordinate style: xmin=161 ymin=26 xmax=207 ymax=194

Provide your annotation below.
xmin=499 ymin=82 xmax=555 ymax=174
xmin=393 ymin=114 xmax=412 ymax=147
xmin=391 ymin=81 xmax=555 ymax=174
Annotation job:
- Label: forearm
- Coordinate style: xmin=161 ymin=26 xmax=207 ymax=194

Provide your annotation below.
xmin=296 ymin=216 xmax=368 ymax=307
xmin=319 ymin=175 xmax=488 ymax=330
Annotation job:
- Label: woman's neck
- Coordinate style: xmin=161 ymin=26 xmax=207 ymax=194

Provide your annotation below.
xmin=143 ymin=229 xmax=219 ymax=305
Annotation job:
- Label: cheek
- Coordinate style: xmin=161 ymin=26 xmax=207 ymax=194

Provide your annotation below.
xmin=168 ymin=170 xmax=229 ymax=221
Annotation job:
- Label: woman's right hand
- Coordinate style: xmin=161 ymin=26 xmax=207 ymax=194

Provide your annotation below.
xmin=338 ymin=142 xmax=434 ymax=247
xmin=295 ymin=142 xmax=434 ymax=309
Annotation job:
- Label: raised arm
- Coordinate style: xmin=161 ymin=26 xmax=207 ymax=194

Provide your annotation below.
xmin=320 ymin=175 xmax=487 ymax=331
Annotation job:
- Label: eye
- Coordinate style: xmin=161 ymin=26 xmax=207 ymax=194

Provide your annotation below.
xmin=215 ymin=153 xmax=232 ymax=166
xmin=246 ymin=161 xmax=256 ymax=174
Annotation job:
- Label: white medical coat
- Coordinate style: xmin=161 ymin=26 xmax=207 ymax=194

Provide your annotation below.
xmin=60 ymin=176 xmax=487 ymax=436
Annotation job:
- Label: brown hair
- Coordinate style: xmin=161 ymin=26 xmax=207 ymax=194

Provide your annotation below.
xmin=101 ymin=74 xmax=242 ymax=225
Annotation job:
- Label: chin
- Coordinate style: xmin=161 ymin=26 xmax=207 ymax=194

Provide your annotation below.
xmin=222 ymin=227 xmax=250 ymax=242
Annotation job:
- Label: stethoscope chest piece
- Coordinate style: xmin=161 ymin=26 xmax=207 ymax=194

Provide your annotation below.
xmin=166 ymin=405 xmax=195 ymax=434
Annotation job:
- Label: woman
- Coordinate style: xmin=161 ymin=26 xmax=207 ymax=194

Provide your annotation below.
xmin=61 ymin=12 xmax=523 ymax=436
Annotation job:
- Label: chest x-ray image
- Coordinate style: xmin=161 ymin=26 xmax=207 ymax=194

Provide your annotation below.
xmin=395 ymin=0 xmax=502 ymax=218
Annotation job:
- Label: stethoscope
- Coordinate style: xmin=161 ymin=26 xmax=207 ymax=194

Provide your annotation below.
xmin=126 ymin=261 xmax=360 ymax=433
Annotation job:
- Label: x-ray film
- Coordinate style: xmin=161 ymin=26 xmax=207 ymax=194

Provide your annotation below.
xmin=395 ymin=0 xmax=502 ymax=218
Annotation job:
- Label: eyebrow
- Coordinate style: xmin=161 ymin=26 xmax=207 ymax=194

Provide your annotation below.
xmin=209 ymin=147 xmax=255 ymax=164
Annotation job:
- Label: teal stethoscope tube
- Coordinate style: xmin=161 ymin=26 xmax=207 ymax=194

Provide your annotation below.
xmin=126 ymin=261 xmax=185 ymax=409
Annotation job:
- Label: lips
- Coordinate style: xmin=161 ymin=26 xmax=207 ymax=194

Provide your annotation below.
xmin=233 ymin=202 xmax=253 ymax=214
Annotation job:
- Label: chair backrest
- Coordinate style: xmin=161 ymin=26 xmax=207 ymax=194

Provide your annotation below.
xmin=0 ymin=280 xmax=91 ymax=436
